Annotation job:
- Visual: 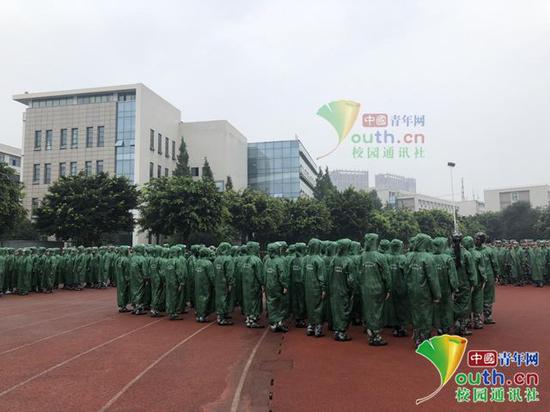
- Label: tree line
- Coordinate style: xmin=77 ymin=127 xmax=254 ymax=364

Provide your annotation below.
xmin=0 ymin=140 xmax=549 ymax=246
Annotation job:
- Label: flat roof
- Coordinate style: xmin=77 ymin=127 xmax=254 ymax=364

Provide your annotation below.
xmin=484 ymin=184 xmax=550 ymax=192
xmin=0 ymin=143 xmax=21 ymax=156
xmin=13 ymin=83 xmax=142 ymax=105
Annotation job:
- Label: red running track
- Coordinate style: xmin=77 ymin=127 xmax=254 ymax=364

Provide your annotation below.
xmin=0 ymin=286 xmax=548 ymax=411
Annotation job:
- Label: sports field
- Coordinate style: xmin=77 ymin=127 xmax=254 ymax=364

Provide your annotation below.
xmin=0 ymin=286 xmax=547 ymax=411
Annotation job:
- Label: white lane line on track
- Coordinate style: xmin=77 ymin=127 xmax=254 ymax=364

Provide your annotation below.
xmin=97 ymin=322 xmax=215 ymax=412
xmin=0 ymin=306 xmax=112 ymax=334
xmin=0 ymin=316 xmax=113 ymax=356
xmin=0 ymin=319 xmax=162 ymax=398
xmin=230 ymin=328 xmax=269 ymax=412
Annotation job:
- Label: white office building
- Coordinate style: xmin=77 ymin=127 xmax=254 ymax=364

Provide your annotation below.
xmin=329 ymin=169 xmax=369 ymax=191
xmin=378 ymin=189 xmax=457 ymax=214
xmin=0 ymin=143 xmax=22 ymax=180
xmin=484 ymin=185 xmax=550 ymax=212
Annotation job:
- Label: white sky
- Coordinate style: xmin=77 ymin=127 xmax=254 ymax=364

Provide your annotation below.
xmin=1 ymin=0 xmax=549 ymax=200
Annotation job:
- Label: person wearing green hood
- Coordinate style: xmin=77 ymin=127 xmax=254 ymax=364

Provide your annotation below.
xmin=173 ymin=245 xmax=188 ymax=315
xmin=213 ymin=242 xmax=235 ymax=325
xmin=149 ymin=246 xmax=166 ymax=317
xmin=328 ymin=239 xmax=355 ymax=342
xmin=129 ymin=244 xmax=148 ymax=315
xmin=232 ymin=245 xmax=247 ymax=312
xmin=350 ymin=241 xmax=363 ymax=326
xmin=323 ymin=240 xmax=338 ymax=330
xmin=289 ymin=242 xmax=307 ymax=328
xmin=377 ymin=239 xmax=394 ymax=329
xmin=241 ymin=241 xmax=265 ymax=328
xmin=265 ymin=242 xmax=289 ymax=332
xmin=405 ymin=233 xmax=441 ymax=348
xmin=194 ymin=247 xmax=215 ymax=322
xmin=115 ymin=246 xmax=131 ymax=312
xmin=532 ymin=241 xmax=546 ymax=288
xmin=186 ymin=245 xmax=201 ymax=308
xmin=432 ymin=237 xmax=458 ymax=335
xmin=450 ymin=232 xmax=475 ymax=336
xmin=468 ymin=234 xmax=487 ymax=330
xmin=358 ymin=234 xmax=391 ymax=346
xmin=388 ymin=239 xmax=409 ymax=337
xmin=17 ymin=248 xmax=33 ymax=295
xmin=303 ymin=238 xmax=327 ymax=337
xmin=478 ymin=233 xmax=498 ymax=324
xmin=164 ymin=246 xmax=184 ymax=320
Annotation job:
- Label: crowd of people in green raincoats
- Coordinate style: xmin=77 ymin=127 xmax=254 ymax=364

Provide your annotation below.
xmin=1 ymin=233 xmax=549 ymax=349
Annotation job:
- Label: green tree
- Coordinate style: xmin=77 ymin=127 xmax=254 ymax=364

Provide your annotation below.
xmin=35 ymin=172 xmax=138 ymax=246
xmin=279 ymin=197 xmax=332 ymax=243
xmin=374 ymin=209 xmax=421 ymax=240
xmin=173 ymin=137 xmax=191 ymax=177
xmin=202 ymin=157 xmax=214 ymax=182
xmin=0 ymin=216 xmax=40 ymax=241
xmin=225 ymin=175 xmax=234 ymax=191
xmin=313 ymin=167 xmax=337 ymax=200
xmin=225 ymin=189 xmax=284 ymax=245
xmin=535 ymin=206 xmax=550 ymax=239
xmin=138 ymin=177 xmax=223 ymax=243
xmin=0 ymin=163 xmax=26 ymax=237
xmin=414 ymin=209 xmax=454 ymax=238
xmin=499 ymin=201 xmax=540 ymax=239
xmin=325 ymin=188 xmax=382 ymax=241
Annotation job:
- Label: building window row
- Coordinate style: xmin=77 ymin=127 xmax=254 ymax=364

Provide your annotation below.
xmin=149 ymin=162 xmax=171 ymax=179
xmin=34 ymin=126 xmax=104 ymax=151
xmin=33 ymin=160 xmax=103 ymax=184
xmin=149 ymin=129 xmax=177 ymax=160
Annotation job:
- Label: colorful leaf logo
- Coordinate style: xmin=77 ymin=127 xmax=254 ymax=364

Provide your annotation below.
xmin=415 ymin=334 xmax=468 ymax=405
xmin=316 ymin=100 xmax=360 ymax=159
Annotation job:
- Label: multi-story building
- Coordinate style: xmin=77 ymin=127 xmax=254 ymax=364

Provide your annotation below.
xmin=378 ymin=189 xmax=456 ymax=214
xmin=457 ymin=199 xmax=485 ymax=216
xmin=484 ymin=185 xmax=550 ymax=212
xmin=375 ymin=173 xmax=416 ymax=193
xmin=181 ymin=120 xmax=247 ymax=191
xmin=247 ymin=139 xmax=318 ymax=198
xmin=329 ymin=169 xmax=369 ymax=191
xmin=0 ymin=143 xmax=22 ymax=180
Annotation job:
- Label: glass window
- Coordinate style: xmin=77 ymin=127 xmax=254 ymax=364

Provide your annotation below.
xmin=60 ymin=129 xmax=67 ymax=149
xmin=191 ymin=167 xmax=199 ymax=177
xmin=34 ymin=130 xmax=41 ymax=150
xmin=70 ymin=162 xmax=77 ymax=176
xmin=158 ymin=133 xmax=162 ymax=154
xmin=157 ymin=165 xmax=161 ymax=178
xmin=85 ymin=161 xmax=92 ymax=175
xmin=149 ymin=162 xmax=154 ymax=178
xmin=33 ymin=164 xmax=40 ymax=183
xmin=86 ymin=127 xmax=93 ymax=148
xmin=172 ymin=140 xmax=176 ymax=160
xmin=97 ymin=126 xmax=104 ymax=147
xmin=164 ymin=167 xmax=169 ymax=177
xmin=165 ymin=137 xmax=169 ymax=158
xmin=59 ymin=162 xmax=66 ymax=177
xmin=45 ymin=130 xmax=53 ymax=150
xmin=71 ymin=128 xmax=78 ymax=148
xmin=44 ymin=163 xmax=51 ymax=184
xmin=150 ymin=129 xmax=155 ymax=151
xmin=96 ymin=160 xmax=104 ymax=174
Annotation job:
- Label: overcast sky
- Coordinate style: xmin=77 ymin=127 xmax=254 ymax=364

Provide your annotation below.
xmin=1 ymin=0 xmax=549 ymax=200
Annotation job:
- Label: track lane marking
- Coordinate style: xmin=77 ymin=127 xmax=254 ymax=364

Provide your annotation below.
xmin=0 ymin=319 xmax=162 ymax=398
xmin=98 ymin=322 xmax=215 ymax=412
xmin=230 ymin=328 xmax=269 ymax=412
xmin=0 ymin=316 xmax=114 ymax=356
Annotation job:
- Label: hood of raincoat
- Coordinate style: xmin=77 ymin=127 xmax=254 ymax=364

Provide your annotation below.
xmin=432 ymin=237 xmax=448 ymax=254
xmin=351 ymin=241 xmax=361 ymax=255
xmin=364 ymin=233 xmax=379 ymax=252
xmin=307 ymin=238 xmax=321 ymax=255
xmin=378 ymin=239 xmax=390 ymax=254
xmin=295 ymin=243 xmax=306 ymax=256
xmin=337 ymin=239 xmax=351 ymax=256
xmin=217 ymin=242 xmax=232 ymax=256
xmin=246 ymin=241 xmax=260 ymax=256
xmin=462 ymin=236 xmax=474 ymax=250
xmin=326 ymin=241 xmax=337 ymax=256
xmin=415 ymin=234 xmax=433 ymax=252
xmin=390 ymin=239 xmax=404 ymax=255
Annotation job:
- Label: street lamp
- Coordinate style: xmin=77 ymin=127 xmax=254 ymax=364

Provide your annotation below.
xmin=447 ymin=162 xmax=458 ymax=233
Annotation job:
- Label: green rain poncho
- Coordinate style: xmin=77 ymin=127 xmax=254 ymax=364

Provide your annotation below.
xmin=466 ymin=236 xmax=486 ymax=315
xmin=163 ymin=246 xmax=183 ymax=316
xmin=480 ymin=243 xmax=497 ymax=305
xmin=358 ymin=234 xmax=391 ymax=333
xmin=241 ymin=242 xmax=264 ymax=319
xmin=388 ymin=239 xmax=409 ymax=330
xmin=289 ymin=243 xmax=307 ymax=322
xmin=213 ymin=242 xmax=235 ymax=319
xmin=405 ymin=234 xmax=441 ymax=336
xmin=129 ymin=244 xmax=147 ymax=311
xmin=451 ymin=239 xmax=476 ymax=322
xmin=264 ymin=242 xmax=289 ymax=325
xmin=194 ymin=247 xmax=215 ymax=319
xmin=115 ymin=247 xmax=131 ymax=309
xmin=532 ymin=242 xmax=546 ymax=284
xmin=432 ymin=237 xmax=458 ymax=331
xmin=328 ymin=239 xmax=355 ymax=333
xmin=303 ymin=238 xmax=327 ymax=326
